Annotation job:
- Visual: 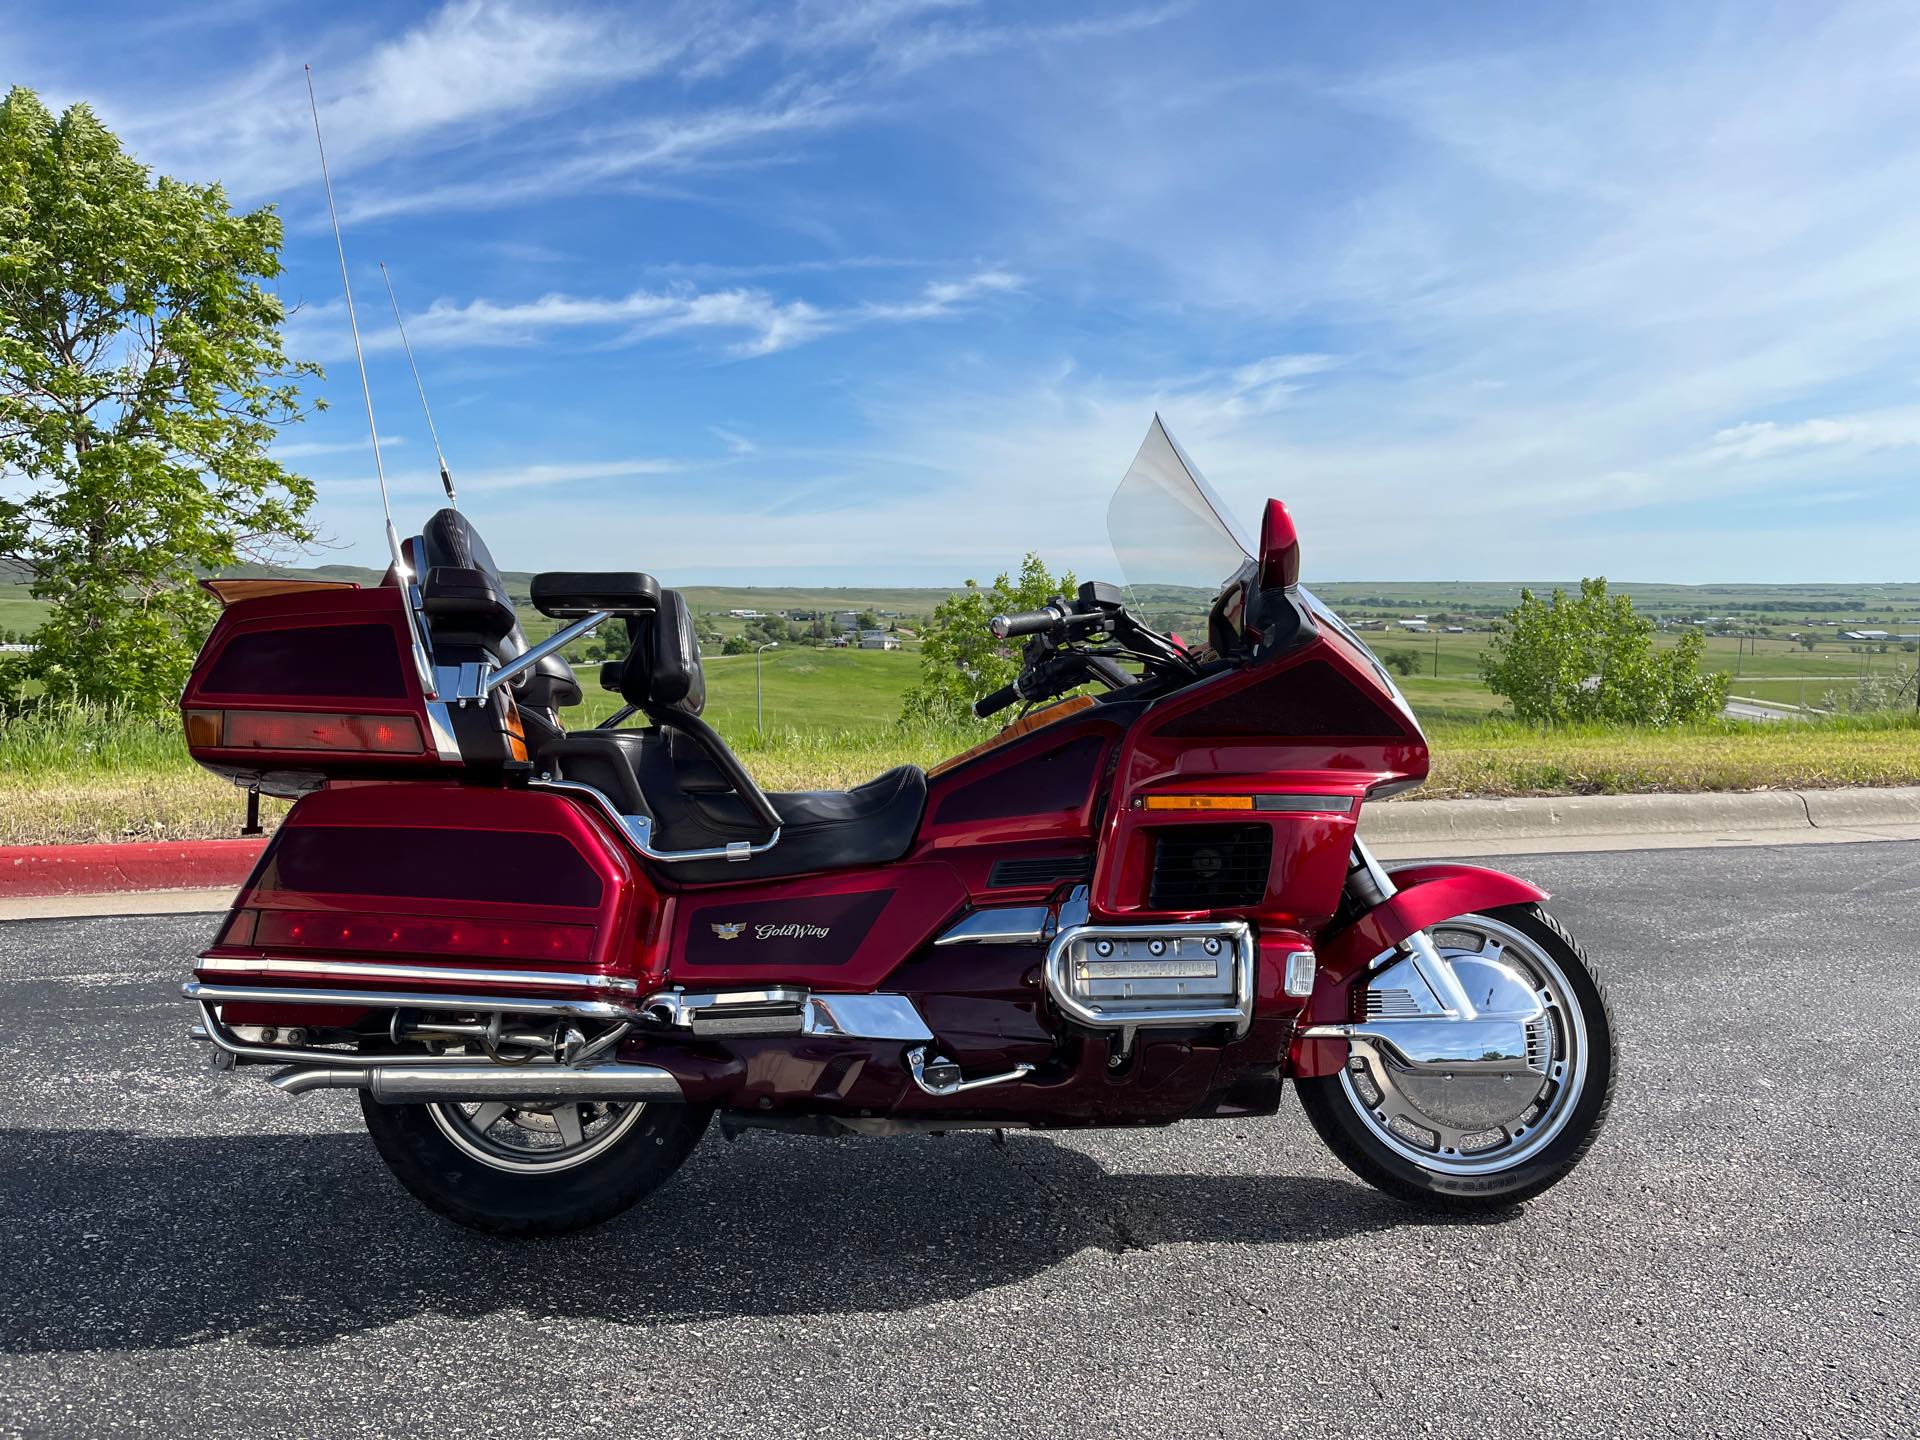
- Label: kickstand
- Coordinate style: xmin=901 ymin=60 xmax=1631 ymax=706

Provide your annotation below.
xmin=241 ymin=786 xmax=264 ymax=837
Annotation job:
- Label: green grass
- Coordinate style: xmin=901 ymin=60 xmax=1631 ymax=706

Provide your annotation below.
xmin=3 ymin=697 xmax=1919 ymax=845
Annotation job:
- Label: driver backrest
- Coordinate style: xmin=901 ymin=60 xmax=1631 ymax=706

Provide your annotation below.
xmin=619 ymin=588 xmax=705 ymax=716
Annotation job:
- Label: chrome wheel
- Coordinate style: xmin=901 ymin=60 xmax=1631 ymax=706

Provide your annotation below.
xmin=1339 ymin=913 xmax=1590 ymax=1177
xmin=427 ymin=1099 xmax=648 ymax=1174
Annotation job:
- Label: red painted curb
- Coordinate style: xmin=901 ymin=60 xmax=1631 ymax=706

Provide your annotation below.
xmin=0 ymin=839 xmax=268 ymax=898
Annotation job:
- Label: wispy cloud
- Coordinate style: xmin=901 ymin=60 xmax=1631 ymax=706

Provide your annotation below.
xmin=271 ymin=435 xmax=406 ymax=459
xmin=289 ymin=268 xmax=1023 ymax=361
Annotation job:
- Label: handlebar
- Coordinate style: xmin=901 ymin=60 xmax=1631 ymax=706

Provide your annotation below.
xmin=989 ymin=606 xmax=1063 ymax=640
xmin=972 ymin=681 xmax=1023 ymax=719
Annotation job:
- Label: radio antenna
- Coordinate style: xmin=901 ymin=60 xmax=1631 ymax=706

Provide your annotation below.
xmin=379 ymin=261 xmax=457 ymax=508
xmin=304 ymin=64 xmax=437 ymax=696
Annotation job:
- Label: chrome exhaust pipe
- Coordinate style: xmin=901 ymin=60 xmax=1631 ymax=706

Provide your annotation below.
xmin=270 ymin=1062 xmax=684 ymax=1103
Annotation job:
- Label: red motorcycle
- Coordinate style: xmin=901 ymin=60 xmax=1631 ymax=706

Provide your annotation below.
xmin=181 ymin=418 xmax=1616 ymax=1234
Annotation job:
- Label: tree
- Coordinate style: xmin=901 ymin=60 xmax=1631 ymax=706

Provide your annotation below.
xmin=856 ymin=610 xmax=879 ymax=631
xmin=1479 ymin=577 xmax=1728 ymax=726
xmin=1381 ymin=648 xmax=1420 ymax=677
xmin=0 ymin=88 xmax=320 ymax=711
xmin=901 ymin=553 xmax=1075 ymax=728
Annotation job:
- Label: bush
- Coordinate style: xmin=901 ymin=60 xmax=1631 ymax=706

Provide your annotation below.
xmin=900 ymin=553 xmax=1075 ymax=728
xmin=1381 ymin=648 xmax=1420 ymax=677
xmin=1480 ymin=577 xmax=1728 ymax=726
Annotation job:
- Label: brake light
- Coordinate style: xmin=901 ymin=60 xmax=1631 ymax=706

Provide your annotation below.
xmin=189 ymin=708 xmax=424 ymax=754
xmin=251 ymin=909 xmax=595 ymax=964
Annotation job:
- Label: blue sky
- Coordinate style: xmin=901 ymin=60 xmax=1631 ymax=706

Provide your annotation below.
xmin=8 ymin=1 xmax=1920 ymax=584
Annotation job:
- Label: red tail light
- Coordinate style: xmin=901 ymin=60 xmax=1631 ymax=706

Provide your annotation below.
xmin=247 ymin=908 xmax=595 ymax=964
xmin=192 ymin=708 xmax=424 ymax=754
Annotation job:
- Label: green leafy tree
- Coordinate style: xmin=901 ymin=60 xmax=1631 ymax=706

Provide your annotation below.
xmin=1823 ymin=666 xmax=1916 ymax=714
xmin=1380 ymin=648 xmax=1420 ymax=677
xmin=1479 ymin=577 xmax=1728 ymax=726
xmin=0 ymin=88 xmax=320 ymax=711
xmin=901 ymin=553 xmax=1075 ymax=728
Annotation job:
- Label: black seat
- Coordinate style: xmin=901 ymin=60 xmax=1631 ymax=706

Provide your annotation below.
xmin=543 ymin=589 xmax=927 ymax=882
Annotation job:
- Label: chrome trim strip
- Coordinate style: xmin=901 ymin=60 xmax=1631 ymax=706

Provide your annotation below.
xmin=803 ymin=993 xmax=934 ymax=1042
xmin=933 ymin=905 xmax=1054 ymax=946
xmin=183 ymin=980 xmax=636 ymax=1023
xmin=197 ymin=956 xmax=639 ymax=994
xmin=642 ymin=988 xmax=936 ymax=1043
xmin=1254 ymin=793 xmax=1355 ymax=813
xmin=533 ymin=777 xmax=782 ymax=864
xmin=1043 ymin=919 xmax=1256 ymax=1036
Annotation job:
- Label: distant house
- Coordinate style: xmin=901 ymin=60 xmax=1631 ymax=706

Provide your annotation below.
xmin=1352 ymin=619 xmax=1388 ymax=631
xmin=1397 ymin=619 xmax=1429 ymax=632
xmin=1842 ymin=629 xmax=1891 ymax=641
xmin=727 ymin=608 xmax=763 ymax=619
xmin=1444 ymin=625 xmax=1465 ymax=633
xmin=833 ymin=611 xmax=860 ymax=632
xmin=859 ymin=630 xmax=899 ymax=650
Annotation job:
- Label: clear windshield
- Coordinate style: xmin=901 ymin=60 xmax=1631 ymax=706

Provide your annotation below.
xmin=1107 ymin=415 xmax=1255 ymax=598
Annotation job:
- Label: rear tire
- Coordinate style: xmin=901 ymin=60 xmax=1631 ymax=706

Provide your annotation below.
xmin=361 ymin=1093 xmax=711 ymax=1236
xmin=1296 ymin=904 xmax=1616 ymax=1212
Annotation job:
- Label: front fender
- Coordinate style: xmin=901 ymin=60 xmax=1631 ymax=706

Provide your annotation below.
xmin=1290 ymin=864 xmax=1550 ymax=1078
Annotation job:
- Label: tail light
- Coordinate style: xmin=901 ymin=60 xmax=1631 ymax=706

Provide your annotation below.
xmin=186 ymin=708 xmax=424 ymax=755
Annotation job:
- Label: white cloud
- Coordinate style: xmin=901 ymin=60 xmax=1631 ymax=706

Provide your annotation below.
xmin=271 ymin=435 xmax=406 ymax=459
xmin=1705 ymin=412 xmax=1920 ymax=462
xmin=289 ymin=269 xmax=1022 ymax=361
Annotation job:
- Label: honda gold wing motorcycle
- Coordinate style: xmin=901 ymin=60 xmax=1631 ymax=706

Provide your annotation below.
xmin=180 ymin=418 xmax=1616 ymax=1235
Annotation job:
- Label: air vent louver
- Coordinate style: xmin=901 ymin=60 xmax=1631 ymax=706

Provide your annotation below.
xmin=988 ymin=854 xmax=1094 ymax=889
xmin=1147 ymin=824 xmax=1273 ymax=910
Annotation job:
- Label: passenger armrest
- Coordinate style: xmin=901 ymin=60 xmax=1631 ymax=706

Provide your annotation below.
xmin=529 ymin=571 xmax=661 ymax=619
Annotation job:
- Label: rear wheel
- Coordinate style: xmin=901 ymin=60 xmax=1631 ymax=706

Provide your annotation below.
xmin=361 ymin=1092 xmax=711 ymax=1236
xmin=1296 ymin=905 xmax=1616 ymax=1211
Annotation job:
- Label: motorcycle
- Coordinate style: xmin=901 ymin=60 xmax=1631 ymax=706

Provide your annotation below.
xmin=180 ymin=417 xmax=1616 ymax=1234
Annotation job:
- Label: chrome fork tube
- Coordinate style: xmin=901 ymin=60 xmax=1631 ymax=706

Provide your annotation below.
xmin=1348 ymin=837 xmax=1479 ymax=1021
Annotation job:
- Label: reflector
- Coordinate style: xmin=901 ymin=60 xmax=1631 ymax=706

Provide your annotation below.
xmin=253 ymin=909 xmax=595 ymax=964
xmin=1139 ymin=795 xmax=1255 ymax=811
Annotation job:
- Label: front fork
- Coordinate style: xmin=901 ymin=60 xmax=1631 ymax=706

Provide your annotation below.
xmin=1344 ymin=839 xmax=1479 ymax=1020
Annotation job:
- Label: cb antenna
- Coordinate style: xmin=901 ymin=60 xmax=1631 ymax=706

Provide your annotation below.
xmin=304 ymin=64 xmax=437 ymax=696
xmin=379 ymin=261 xmax=457 ymax=508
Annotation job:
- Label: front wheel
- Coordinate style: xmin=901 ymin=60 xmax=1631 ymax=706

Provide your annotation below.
xmin=1296 ymin=905 xmax=1616 ymax=1211
xmin=361 ymin=1092 xmax=712 ymax=1236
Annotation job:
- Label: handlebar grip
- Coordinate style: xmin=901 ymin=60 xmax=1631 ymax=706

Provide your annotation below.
xmin=972 ymin=681 xmax=1022 ymax=719
xmin=990 ymin=607 xmax=1061 ymax=640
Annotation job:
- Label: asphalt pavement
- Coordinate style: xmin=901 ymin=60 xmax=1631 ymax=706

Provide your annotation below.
xmin=0 ymin=842 xmax=1915 ymax=1438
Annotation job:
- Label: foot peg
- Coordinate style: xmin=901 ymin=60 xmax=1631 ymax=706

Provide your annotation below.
xmin=906 ymin=1046 xmax=1035 ymax=1097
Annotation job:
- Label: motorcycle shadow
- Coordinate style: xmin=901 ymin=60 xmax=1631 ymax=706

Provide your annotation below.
xmin=0 ymin=1122 xmax=1500 ymax=1353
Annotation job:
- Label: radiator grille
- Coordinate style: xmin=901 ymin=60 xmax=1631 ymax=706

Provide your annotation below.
xmin=988 ymin=854 xmax=1094 ymax=889
xmin=1147 ymin=825 xmax=1273 ymax=910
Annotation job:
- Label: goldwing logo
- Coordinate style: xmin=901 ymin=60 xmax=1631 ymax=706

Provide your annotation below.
xmin=707 ymin=920 xmax=832 ymax=942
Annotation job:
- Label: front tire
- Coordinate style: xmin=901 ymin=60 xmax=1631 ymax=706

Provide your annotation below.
xmin=361 ymin=1093 xmax=711 ymax=1236
xmin=1296 ymin=904 xmax=1616 ymax=1212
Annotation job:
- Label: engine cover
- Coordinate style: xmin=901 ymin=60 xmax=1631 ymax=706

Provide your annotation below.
xmin=1044 ymin=919 xmax=1254 ymax=1034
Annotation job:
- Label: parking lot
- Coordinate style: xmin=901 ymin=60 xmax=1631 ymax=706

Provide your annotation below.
xmin=0 ymin=841 xmax=1914 ymax=1438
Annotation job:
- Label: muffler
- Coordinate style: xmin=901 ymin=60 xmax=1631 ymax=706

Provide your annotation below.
xmin=270 ymin=1062 xmax=684 ymax=1104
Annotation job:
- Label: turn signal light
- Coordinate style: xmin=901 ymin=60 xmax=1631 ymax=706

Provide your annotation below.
xmin=1139 ymin=795 xmax=1256 ymax=812
xmin=252 ymin=909 xmax=595 ymax=964
xmin=187 ymin=708 xmax=424 ymax=755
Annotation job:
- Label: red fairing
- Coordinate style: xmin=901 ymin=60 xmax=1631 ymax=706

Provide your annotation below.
xmin=1093 ymin=619 xmax=1426 ymax=928
xmin=1289 ymin=863 xmax=1551 ymax=1078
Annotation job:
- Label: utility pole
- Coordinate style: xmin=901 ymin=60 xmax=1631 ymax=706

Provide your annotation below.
xmin=1432 ymin=633 xmax=1440 ymax=678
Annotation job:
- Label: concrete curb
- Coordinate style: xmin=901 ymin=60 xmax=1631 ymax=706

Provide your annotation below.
xmin=0 ymin=838 xmax=267 ymax=899
xmin=1363 ymin=786 xmax=1920 ymax=848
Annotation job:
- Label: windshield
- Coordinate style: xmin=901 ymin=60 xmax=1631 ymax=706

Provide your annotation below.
xmin=1106 ymin=416 xmax=1255 ymax=639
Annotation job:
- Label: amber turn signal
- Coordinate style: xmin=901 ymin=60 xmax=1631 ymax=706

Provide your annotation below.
xmin=1138 ymin=794 xmax=1256 ymax=811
